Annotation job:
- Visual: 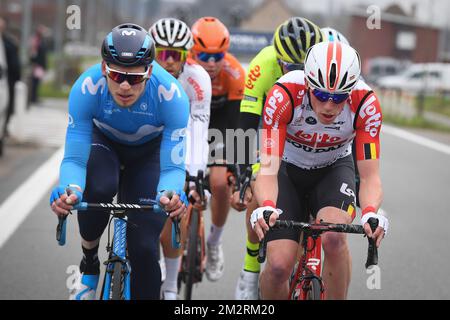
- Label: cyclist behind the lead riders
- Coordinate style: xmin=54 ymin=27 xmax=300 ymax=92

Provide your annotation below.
xmin=49 ymin=24 xmax=189 ymax=300
xmin=231 ymin=17 xmax=324 ymax=300
xmin=149 ymin=17 xmax=212 ymax=300
xmin=251 ymin=41 xmax=389 ymax=299
xmin=190 ymin=17 xmax=245 ymax=282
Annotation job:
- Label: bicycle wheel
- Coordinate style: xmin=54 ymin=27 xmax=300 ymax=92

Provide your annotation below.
xmin=305 ymin=277 xmax=322 ymax=300
xmin=110 ymin=261 xmax=124 ymax=300
xmin=184 ymin=209 xmax=199 ymax=300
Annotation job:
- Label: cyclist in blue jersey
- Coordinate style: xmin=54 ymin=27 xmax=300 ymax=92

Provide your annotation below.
xmin=49 ymin=23 xmax=190 ymax=300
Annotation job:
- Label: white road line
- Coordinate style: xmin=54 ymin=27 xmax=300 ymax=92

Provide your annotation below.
xmin=382 ymin=124 xmax=450 ymax=155
xmin=0 ymin=146 xmax=64 ymax=249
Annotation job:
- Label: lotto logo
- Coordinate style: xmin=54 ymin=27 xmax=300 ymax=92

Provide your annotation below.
xmin=245 ymin=65 xmax=261 ymax=90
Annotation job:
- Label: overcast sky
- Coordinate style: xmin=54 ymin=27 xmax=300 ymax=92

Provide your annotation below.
xmin=282 ymin=0 xmax=450 ymax=28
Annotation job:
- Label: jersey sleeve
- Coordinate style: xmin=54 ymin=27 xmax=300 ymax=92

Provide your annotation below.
xmin=353 ymin=90 xmax=382 ymax=161
xmin=157 ymin=80 xmax=190 ymax=193
xmin=186 ymin=68 xmax=212 ymax=176
xmin=59 ymin=68 xmax=100 ymax=191
xmin=240 ymin=47 xmax=280 ymax=116
xmin=261 ymin=83 xmax=293 ymax=158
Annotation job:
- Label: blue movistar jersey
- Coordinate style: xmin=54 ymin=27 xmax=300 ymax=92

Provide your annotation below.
xmin=59 ymin=62 xmax=189 ymax=194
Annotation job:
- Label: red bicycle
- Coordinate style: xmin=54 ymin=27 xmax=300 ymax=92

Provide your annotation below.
xmin=258 ymin=213 xmax=379 ymax=300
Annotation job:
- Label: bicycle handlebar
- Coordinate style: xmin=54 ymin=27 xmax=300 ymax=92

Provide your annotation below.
xmin=257 ymin=210 xmax=379 ymax=269
xmin=56 ymin=199 xmax=181 ymax=248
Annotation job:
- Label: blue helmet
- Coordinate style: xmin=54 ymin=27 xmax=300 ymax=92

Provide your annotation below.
xmin=101 ymin=23 xmax=155 ymax=67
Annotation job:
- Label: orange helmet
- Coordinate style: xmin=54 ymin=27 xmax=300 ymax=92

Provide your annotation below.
xmin=191 ymin=17 xmax=230 ymax=53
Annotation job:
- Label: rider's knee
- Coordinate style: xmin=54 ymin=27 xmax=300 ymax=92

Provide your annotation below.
xmin=266 ymin=256 xmax=292 ymax=283
xmin=321 ymin=232 xmax=347 ymax=257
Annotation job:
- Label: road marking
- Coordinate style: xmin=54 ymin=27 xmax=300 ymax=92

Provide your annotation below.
xmin=383 ymin=124 xmax=450 ymax=155
xmin=0 ymin=146 xmax=64 ymax=249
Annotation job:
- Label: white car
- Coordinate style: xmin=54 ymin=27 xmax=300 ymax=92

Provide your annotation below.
xmin=377 ymin=63 xmax=450 ymax=94
xmin=0 ymin=36 xmax=9 ymax=156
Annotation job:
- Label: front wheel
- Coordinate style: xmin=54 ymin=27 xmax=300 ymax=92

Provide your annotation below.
xmin=183 ymin=209 xmax=200 ymax=300
xmin=305 ymin=277 xmax=323 ymax=300
xmin=110 ymin=261 xmax=124 ymax=300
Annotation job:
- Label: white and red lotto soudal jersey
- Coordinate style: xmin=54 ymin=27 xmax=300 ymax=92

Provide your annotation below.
xmin=262 ymin=70 xmax=382 ymax=170
xmin=178 ymin=58 xmax=212 ymax=175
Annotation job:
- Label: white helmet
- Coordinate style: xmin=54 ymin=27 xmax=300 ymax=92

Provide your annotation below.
xmin=149 ymin=18 xmax=193 ymax=50
xmin=321 ymin=27 xmax=350 ymax=46
xmin=304 ymin=41 xmax=361 ymax=94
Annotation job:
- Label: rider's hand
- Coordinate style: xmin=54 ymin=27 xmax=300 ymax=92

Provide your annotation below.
xmin=159 ymin=191 xmax=187 ymax=219
xmin=49 ymin=185 xmax=82 ymax=217
xmin=361 ymin=210 xmax=389 ymax=248
xmin=230 ymin=188 xmax=252 ymax=212
xmin=250 ymin=204 xmax=283 ymax=241
xmin=188 ymin=188 xmax=206 ymax=211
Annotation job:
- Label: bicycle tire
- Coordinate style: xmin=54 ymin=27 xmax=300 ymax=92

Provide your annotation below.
xmin=110 ymin=261 xmax=124 ymax=300
xmin=184 ymin=209 xmax=199 ymax=300
xmin=305 ymin=277 xmax=322 ymax=300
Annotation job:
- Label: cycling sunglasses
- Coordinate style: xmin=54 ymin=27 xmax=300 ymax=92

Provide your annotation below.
xmin=156 ymin=48 xmax=188 ymax=62
xmin=196 ymin=51 xmax=225 ymax=63
xmin=312 ymin=89 xmax=349 ymax=104
xmin=105 ymin=64 xmax=149 ymax=85
xmin=278 ymin=59 xmax=304 ymax=72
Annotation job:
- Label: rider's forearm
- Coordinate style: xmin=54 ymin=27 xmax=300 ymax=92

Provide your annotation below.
xmin=254 ymin=165 xmax=279 ymax=207
xmin=358 ymin=172 xmax=383 ymax=213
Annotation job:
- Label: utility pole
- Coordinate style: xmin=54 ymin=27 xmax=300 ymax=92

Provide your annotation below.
xmin=20 ymin=0 xmax=32 ymax=68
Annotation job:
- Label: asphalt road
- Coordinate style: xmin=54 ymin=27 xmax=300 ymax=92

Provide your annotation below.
xmin=1 ymin=125 xmax=450 ymax=300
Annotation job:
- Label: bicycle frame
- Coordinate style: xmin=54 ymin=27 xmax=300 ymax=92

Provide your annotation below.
xmin=289 ymin=233 xmax=324 ymax=300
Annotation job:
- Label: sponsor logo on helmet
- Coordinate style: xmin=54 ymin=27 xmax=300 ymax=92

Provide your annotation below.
xmin=121 ymin=52 xmax=134 ymax=57
xmin=81 ymin=76 xmax=106 ymax=95
xmin=121 ymin=30 xmax=137 ymax=36
xmin=245 ymin=65 xmax=261 ymax=90
xmin=264 ymin=88 xmax=284 ymax=126
xmin=305 ymin=117 xmax=317 ymax=125
xmin=359 ymin=95 xmax=381 ymax=138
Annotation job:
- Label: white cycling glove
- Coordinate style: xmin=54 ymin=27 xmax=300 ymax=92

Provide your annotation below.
xmin=250 ymin=206 xmax=283 ymax=230
xmin=361 ymin=212 xmax=389 ymax=236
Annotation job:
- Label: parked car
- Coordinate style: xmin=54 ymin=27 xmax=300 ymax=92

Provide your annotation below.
xmin=0 ymin=36 xmax=9 ymax=156
xmin=377 ymin=63 xmax=450 ymax=94
xmin=365 ymin=57 xmax=411 ymax=86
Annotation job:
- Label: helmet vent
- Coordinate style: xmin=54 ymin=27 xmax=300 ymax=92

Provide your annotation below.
xmin=307 ymin=76 xmax=321 ymax=89
xmin=197 ymin=37 xmax=206 ymax=49
xmin=329 ymin=63 xmax=337 ymax=88
xmin=342 ymin=81 xmax=357 ymax=92
xmin=318 ymin=69 xmax=325 ymax=88
xmin=220 ymin=38 xmax=227 ymax=49
xmin=339 ymin=72 xmax=348 ymax=90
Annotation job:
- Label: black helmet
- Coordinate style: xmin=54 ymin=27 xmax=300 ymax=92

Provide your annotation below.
xmin=273 ymin=17 xmax=324 ymax=64
xmin=101 ymin=23 xmax=155 ymax=67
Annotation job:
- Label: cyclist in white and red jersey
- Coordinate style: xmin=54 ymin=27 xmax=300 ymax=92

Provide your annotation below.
xmin=251 ymin=41 xmax=389 ymax=299
xmin=149 ymin=18 xmax=212 ymax=300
